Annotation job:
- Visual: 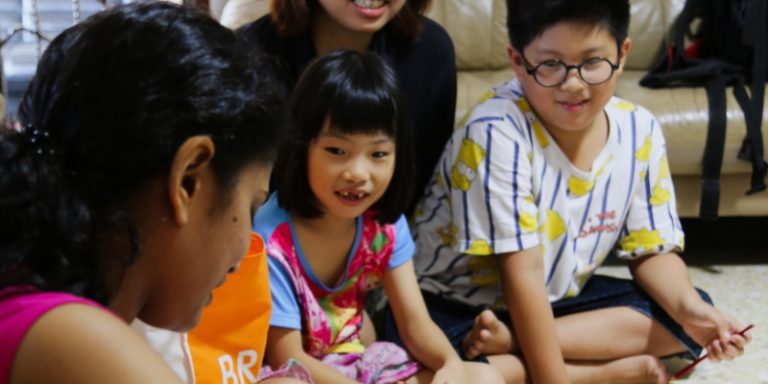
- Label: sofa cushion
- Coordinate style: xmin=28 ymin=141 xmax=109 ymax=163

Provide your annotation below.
xmin=426 ymin=0 xmax=510 ymax=70
xmin=625 ymin=0 xmax=685 ymax=70
xmin=219 ymin=0 xmax=268 ymax=30
xmin=429 ymin=0 xmax=685 ymax=71
xmin=616 ymin=71 xmax=768 ymax=176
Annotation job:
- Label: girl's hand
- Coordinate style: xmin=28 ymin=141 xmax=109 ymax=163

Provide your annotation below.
xmin=680 ymin=300 xmax=751 ymax=362
xmin=430 ymin=359 xmax=468 ymax=384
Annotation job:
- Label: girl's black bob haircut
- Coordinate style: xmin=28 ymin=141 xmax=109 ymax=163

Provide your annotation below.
xmin=273 ymin=49 xmax=414 ymax=224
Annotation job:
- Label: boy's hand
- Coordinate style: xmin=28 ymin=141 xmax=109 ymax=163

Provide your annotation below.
xmin=681 ymin=301 xmax=751 ymax=362
xmin=430 ymin=359 xmax=468 ymax=384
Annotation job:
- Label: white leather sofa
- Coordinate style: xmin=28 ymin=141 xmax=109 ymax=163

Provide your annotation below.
xmin=219 ymin=0 xmax=768 ymax=217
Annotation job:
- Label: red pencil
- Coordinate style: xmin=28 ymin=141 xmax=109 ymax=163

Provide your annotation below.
xmin=672 ymin=324 xmax=754 ymax=379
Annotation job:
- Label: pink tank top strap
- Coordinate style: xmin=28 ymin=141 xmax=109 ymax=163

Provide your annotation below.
xmin=0 ymin=287 xmax=103 ymax=384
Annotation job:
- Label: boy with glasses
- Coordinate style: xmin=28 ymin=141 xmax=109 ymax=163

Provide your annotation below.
xmin=382 ymin=0 xmax=751 ymax=382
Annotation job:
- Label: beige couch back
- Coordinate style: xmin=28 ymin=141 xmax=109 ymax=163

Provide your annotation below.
xmin=624 ymin=0 xmax=685 ymax=69
xmin=426 ymin=0 xmax=686 ymax=71
xmin=426 ymin=0 xmax=510 ymax=70
xmin=218 ymin=0 xmax=683 ymax=71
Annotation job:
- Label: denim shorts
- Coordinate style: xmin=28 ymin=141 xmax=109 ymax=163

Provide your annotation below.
xmin=381 ymin=275 xmax=711 ymax=362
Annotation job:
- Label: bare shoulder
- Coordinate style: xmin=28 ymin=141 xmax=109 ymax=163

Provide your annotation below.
xmin=10 ymin=303 xmax=182 ymax=384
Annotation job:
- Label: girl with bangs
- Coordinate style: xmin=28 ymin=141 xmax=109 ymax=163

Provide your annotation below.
xmin=253 ymin=50 xmax=502 ymax=384
xmin=237 ymin=0 xmax=456 ymax=215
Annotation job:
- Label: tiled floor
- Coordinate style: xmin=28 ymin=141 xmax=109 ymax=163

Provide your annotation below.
xmin=599 ymin=217 xmax=767 ymax=383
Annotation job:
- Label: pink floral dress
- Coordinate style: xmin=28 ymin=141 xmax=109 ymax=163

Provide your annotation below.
xmin=257 ymin=197 xmax=420 ymax=384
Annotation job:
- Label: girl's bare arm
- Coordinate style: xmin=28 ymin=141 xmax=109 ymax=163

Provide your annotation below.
xmin=265 ymin=327 xmax=356 ymax=384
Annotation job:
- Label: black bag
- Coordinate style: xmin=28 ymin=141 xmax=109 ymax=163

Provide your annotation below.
xmin=640 ymin=0 xmax=767 ymax=220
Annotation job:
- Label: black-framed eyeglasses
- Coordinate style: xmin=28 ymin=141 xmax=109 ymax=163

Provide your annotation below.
xmin=521 ymin=55 xmax=620 ymax=88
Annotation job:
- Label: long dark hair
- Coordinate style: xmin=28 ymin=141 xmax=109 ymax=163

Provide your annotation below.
xmin=0 ymin=2 xmax=283 ymax=302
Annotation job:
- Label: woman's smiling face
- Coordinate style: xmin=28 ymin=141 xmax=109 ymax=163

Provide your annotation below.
xmin=315 ymin=0 xmax=407 ymax=35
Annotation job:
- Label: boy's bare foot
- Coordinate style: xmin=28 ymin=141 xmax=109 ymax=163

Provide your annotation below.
xmin=573 ymin=355 xmax=669 ymax=384
xmin=462 ymin=309 xmax=514 ymax=359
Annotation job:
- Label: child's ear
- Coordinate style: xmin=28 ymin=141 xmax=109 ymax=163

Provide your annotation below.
xmin=508 ymin=45 xmax=523 ymax=65
xmin=617 ymin=37 xmax=632 ymax=72
xmin=167 ymin=136 xmax=216 ymax=225
xmin=508 ymin=46 xmax=526 ymax=77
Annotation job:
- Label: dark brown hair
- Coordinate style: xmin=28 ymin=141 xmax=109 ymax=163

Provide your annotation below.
xmin=270 ymin=0 xmax=432 ymax=39
xmin=506 ymin=0 xmax=629 ymax=53
xmin=1 ymin=2 xmax=283 ymax=301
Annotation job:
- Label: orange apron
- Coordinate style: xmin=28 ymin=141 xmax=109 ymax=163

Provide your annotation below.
xmin=186 ymin=233 xmax=271 ymax=383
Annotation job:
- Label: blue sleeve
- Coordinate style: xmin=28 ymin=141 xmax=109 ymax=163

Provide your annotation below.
xmin=267 ymin=257 xmax=302 ymax=329
xmin=387 ymin=214 xmax=415 ymax=270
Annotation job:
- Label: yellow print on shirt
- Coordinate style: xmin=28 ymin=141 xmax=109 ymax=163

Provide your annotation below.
xmin=519 ymin=211 xmax=538 ymax=234
xmin=525 ymin=195 xmax=535 ymax=204
xmin=539 ymin=209 xmax=566 ymax=242
xmin=413 ymin=205 xmax=424 ymax=220
xmin=612 ymin=100 xmax=637 ymax=112
xmin=531 ymin=120 xmax=550 ymax=148
xmin=515 ymin=98 xmax=531 ymax=113
xmin=436 ymin=171 xmax=446 ymax=189
xmin=650 ymin=155 xmax=672 ymax=206
xmin=620 ymin=228 xmax=666 ymax=253
xmin=568 ymin=176 xmax=595 ymax=198
xmin=468 ymin=253 xmax=500 ymax=286
xmin=466 ymin=239 xmax=494 ymax=255
xmin=452 ymin=139 xmax=485 ymax=192
xmin=636 ymin=135 xmax=652 ymax=162
xmin=568 ymin=156 xmax=610 ymax=197
xmin=435 ymin=223 xmax=458 ymax=248
xmin=515 ymin=99 xmax=550 ymax=148
xmin=515 ymin=196 xmax=538 ymax=233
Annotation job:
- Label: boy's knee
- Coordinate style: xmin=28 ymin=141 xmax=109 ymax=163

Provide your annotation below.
xmin=466 ymin=361 xmax=506 ymax=384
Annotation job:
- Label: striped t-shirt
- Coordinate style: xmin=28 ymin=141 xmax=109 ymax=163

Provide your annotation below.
xmin=412 ymin=79 xmax=684 ymax=308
